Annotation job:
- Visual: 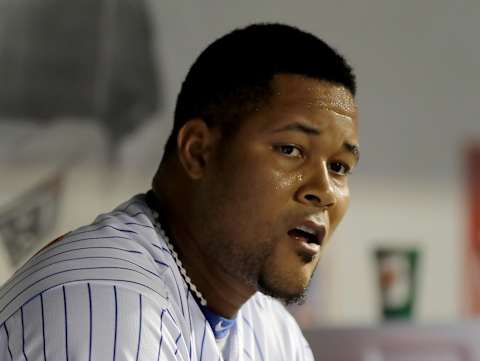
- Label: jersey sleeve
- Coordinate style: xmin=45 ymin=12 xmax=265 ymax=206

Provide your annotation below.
xmin=0 ymin=281 xmax=189 ymax=361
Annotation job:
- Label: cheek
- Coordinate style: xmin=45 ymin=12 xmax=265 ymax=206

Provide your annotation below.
xmin=329 ymin=183 xmax=350 ymax=229
xmin=232 ymin=166 xmax=300 ymax=206
xmin=217 ymin=169 xmax=298 ymax=237
xmin=272 ymin=171 xmax=304 ymax=193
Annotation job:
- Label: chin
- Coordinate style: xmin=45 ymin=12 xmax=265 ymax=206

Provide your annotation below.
xmin=257 ymin=270 xmax=312 ymax=306
xmin=258 ymin=281 xmax=308 ymax=305
xmin=254 ymin=247 xmax=319 ymax=304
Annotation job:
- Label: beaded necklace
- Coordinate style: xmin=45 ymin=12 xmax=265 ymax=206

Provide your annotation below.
xmin=151 ymin=209 xmax=208 ymax=306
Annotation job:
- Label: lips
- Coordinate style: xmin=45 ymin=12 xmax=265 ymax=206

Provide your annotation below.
xmin=288 ymin=220 xmax=327 ymax=247
xmin=288 ymin=220 xmax=327 ymax=257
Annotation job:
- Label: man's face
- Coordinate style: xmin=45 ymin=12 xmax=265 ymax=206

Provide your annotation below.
xmin=195 ymin=74 xmax=359 ymax=303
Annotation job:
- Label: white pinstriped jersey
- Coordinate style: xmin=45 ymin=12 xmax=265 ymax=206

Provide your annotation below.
xmin=0 ymin=194 xmax=314 ymax=360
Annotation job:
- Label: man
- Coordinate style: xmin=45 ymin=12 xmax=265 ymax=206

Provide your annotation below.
xmin=0 ymin=23 xmax=359 ymax=360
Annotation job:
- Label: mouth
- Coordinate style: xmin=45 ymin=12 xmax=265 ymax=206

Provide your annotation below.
xmin=287 ymin=221 xmax=327 ymax=258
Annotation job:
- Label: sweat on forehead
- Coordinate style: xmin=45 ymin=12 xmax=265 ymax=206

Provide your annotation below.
xmin=270 ymin=74 xmax=357 ymax=117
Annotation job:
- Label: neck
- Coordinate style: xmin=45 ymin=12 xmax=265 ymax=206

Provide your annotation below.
xmin=178 ymin=229 xmax=256 ymax=317
xmin=148 ymin=187 xmax=255 ymax=318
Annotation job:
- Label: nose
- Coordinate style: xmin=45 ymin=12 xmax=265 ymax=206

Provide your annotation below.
xmin=296 ymin=163 xmax=337 ymax=209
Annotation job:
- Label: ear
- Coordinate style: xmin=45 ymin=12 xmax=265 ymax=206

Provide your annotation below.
xmin=176 ymin=118 xmax=218 ymax=179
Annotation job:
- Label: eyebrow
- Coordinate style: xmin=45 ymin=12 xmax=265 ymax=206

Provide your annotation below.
xmin=271 ymin=122 xmax=321 ymax=135
xmin=271 ymin=121 xmax=360 ymax=162
xmin=345 ymin=142 xmax=360 ymax=163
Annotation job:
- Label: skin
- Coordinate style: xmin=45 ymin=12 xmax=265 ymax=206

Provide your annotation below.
xmin=153 ymin=73 xmax=359 ymax=318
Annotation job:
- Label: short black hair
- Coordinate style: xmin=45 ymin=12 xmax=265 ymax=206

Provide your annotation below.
xmin=162 ymin=23 xmax=356 ymax=159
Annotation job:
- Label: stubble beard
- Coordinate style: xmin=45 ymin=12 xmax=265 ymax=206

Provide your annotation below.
xmin=257 ymin=254 xmax=318 ymax=306
xmin=204 ymin=233 xmax=272 ymax=288
xmin=205 ymin=234 xmax=314 ymax=306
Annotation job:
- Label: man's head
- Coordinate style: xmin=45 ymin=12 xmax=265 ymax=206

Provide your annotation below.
xmin=162 ymin=23 xmax=356 ymax=160
xmin=155 ymin=23 xmax=359 ymax=305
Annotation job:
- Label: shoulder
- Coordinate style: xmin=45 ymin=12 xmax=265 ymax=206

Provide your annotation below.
xmin=0 ymin=195 xmax=192 ymax=359
xmin=0 ymin=194 xmax=177 ymax=325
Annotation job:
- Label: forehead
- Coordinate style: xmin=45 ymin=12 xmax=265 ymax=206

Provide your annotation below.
xmin=239 ymin=74 xmax=359 ymax=143
xmin=269 ymin=73 xmax=358 ymax=118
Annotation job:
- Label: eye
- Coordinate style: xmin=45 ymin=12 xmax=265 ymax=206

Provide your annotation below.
xmin=328 ymin=161 xmax=351 ymax=176
xmin=274 ymin=144 xmax=303 ymax=158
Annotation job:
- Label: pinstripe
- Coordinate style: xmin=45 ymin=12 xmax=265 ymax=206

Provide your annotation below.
xmin=18 ymin=235 xmax=144 ymax=275
xmin=243 ymin=316 xmax=265 ymax=361
xmin=127 ymin=211 xmax=147 ymax=218
xmin=62 ymin=286 xmax=69 ymax=361
xmin=152 ymin=243 xmax=187 ymax=317
xmin=135 ymin=294 xmax=142 ymax=361
xmin=87 ymin=284 xmax=93 ymax=361
xmin=124 ymin=222 xmax=154 ymax=229
xmin=3 ymin=322 xmax=12 ymax=360
xmin=165 ymin=308 xmax=177 ymax=325
xmin=1 ymin=246 xmax=145 ymax=296
xmin=244 ymin=347 xmax=254 ymax=360
xmin=152 ymin=243 xmax=171 ymax=254
xmin=156 ymin=310 xmax=164 ymax=361
xmin=169 ymin=268 xmax=185 ymax=316
xmin=113 ymin=286 xmax=118 ymax=361
xmin=0 ymin=278 xmax=168 ymax=323
xmin=199 ymin=320 xmax=207 ymax=361
xmin=0 ymin=266 xmax=157 ymax=314
xmin=187 ymin=292 xmax=193 ymax=360
xmin=174 ymin=333 xmax=181 ymax=355
xmin=154 ymin=259 xmax=169 ymax=268
xmin=40 ymin=294 xmax=47 ymax=361
xmin=157 ymin=337 xmax=164 ymax=360
xmin=21 ymin=307 xmax=28 ymax=361
xmin=28 ymin=235 xmax=142 ymax=259
xmin=1 ymin=255 xmax=161 ymax=302
xmin=71 ymin=224 xmax=139 ymax=236
xmin=152 ymin=245 xmax=187 ymax=317
xmin=94 ymin=211 xmax=146 ymax=224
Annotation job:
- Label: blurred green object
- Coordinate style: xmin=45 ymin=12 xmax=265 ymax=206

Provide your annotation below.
xmin=374 ymin=247 xmax=420 ymax=321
